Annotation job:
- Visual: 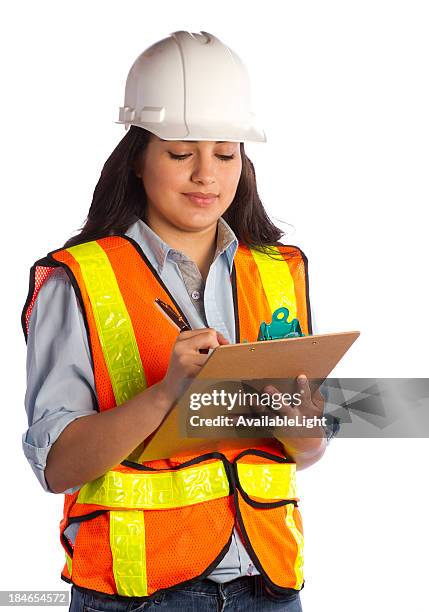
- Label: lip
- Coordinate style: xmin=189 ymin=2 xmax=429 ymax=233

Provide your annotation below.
xmin=183 ymin=192 xmax=219 ymax=205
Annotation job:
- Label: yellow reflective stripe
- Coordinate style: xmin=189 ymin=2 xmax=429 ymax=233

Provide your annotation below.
xmin=66 ymin=241 xmax=146 ymax=405
xmin=237 ymin=462 xmax=297 ymax=499
xmin=250 ymin=246 xmax=297 ymax=320
xmin=285 ymin=504 xmax=304 ymax=589
xmin=65 ymin=552 xmax=72 ymax=576
xmin=77 ymin=461 xmax=231 ymax=509
xmin=110 ymin=510 xmax=147 ymax=597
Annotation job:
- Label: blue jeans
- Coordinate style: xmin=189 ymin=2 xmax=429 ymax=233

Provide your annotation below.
xmin=69 ymin=576 xmax=303 ymax=611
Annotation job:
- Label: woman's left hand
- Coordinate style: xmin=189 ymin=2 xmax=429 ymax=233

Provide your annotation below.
xmin=261 ymin=375 xmax=327 ymax=459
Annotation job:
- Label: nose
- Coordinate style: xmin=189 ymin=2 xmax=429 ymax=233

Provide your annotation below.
xmin=191 ymin=151 xmax=216 ymax=185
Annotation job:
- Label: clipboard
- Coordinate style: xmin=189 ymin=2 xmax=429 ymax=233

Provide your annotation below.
xmin=137 ymin=331 xmax=360 ymax=461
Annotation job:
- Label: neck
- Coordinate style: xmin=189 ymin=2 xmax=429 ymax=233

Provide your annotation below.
xmin=145 ymin=212 xmax=218 ymax=281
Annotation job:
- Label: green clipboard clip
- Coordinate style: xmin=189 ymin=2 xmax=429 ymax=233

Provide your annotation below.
xmin=256 ymin=307 xmax=305 ymax=341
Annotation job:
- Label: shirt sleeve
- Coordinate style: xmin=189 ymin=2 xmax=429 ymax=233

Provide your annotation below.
xmin=22 ymin=267 xmax=98 ymax=494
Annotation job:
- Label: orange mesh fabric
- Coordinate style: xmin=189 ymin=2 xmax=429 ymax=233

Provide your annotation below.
xmin=234 ymin=246 xmax=272 ymax=343
xmin=70 ymin=512 xmax=116 ymax=594
xmin=145 ymin=496 xmax=235 ymax=593
xmin=237 ymin=491 xmax=304 ymax=589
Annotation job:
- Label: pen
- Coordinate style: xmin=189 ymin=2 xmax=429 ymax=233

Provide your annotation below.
xmin=154 ymin=298 xmax=209 ymax=353
xmin=154 ymin=298 xmax=191 ymax=332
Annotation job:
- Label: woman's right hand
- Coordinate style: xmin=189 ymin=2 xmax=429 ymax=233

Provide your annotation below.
xmin=158 ymin=328 xmax=230 ymax=405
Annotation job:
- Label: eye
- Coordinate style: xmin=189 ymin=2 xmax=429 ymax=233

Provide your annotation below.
xmin=168 ymin=152 xmax=235 ymax=162
xmin=217 ymin=155 xmax=235 ymax=161
xmin=168 ymin=153 xmax=191 ymax=161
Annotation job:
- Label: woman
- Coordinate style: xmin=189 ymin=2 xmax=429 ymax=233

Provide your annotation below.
xmin=22 ymin=31 xmax=330 ymax=611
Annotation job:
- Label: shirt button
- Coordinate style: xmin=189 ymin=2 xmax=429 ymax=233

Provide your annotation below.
xmin=191 ymin=290 xmax=200 ymax=300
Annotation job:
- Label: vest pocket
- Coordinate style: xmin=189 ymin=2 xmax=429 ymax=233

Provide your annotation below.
xmin=231 ymin=450 xmax=304 ymax=591
xmin=235 ymin=490 xmax=305 ymax=591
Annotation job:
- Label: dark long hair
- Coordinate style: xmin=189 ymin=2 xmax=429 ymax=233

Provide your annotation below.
xmin=63 ymin=126 xmax=284 ymax=249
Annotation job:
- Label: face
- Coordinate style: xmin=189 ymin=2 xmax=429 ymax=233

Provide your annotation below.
xmin=136 ymin=135 xmax=242 ymax=233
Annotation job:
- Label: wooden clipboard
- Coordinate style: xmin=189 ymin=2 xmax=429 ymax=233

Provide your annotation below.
xmin=136 ymin=331 xmax=360 ymax=461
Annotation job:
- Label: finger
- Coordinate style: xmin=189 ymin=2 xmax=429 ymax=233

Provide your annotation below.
xmin=261 ymin=385 xmax=291 ymax=416
xmin=263 ymin=384 xmax=279 ymax=395
xmin=249 ymin=394 xmax=267 ymax=415
xmin=177 ymin=328 xmax=214 ymax=341
xmin=296 ymin=374 xmax=311 ymax=405
xmin=180 ymin=329 xmax=220 ymax=352
xmin=262 ymin=385 xmax=279 ymax=411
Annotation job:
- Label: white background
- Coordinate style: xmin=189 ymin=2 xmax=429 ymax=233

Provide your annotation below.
xmin=2 ymin=1 xmax=428 ymax=610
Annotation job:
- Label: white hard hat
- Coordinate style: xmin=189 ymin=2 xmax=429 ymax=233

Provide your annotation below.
xmin=117 ymin=30 xmax=266 ymax=143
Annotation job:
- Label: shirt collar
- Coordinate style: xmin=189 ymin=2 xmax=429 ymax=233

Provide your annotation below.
xmin=125 ymin=216 xmax=238 ymax=275
xmin=212 ymin=217 xmax=238 ymax=273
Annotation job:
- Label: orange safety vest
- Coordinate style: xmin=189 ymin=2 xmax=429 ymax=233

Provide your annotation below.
xmin=22 ymin=234 xmax=312 ymax=600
